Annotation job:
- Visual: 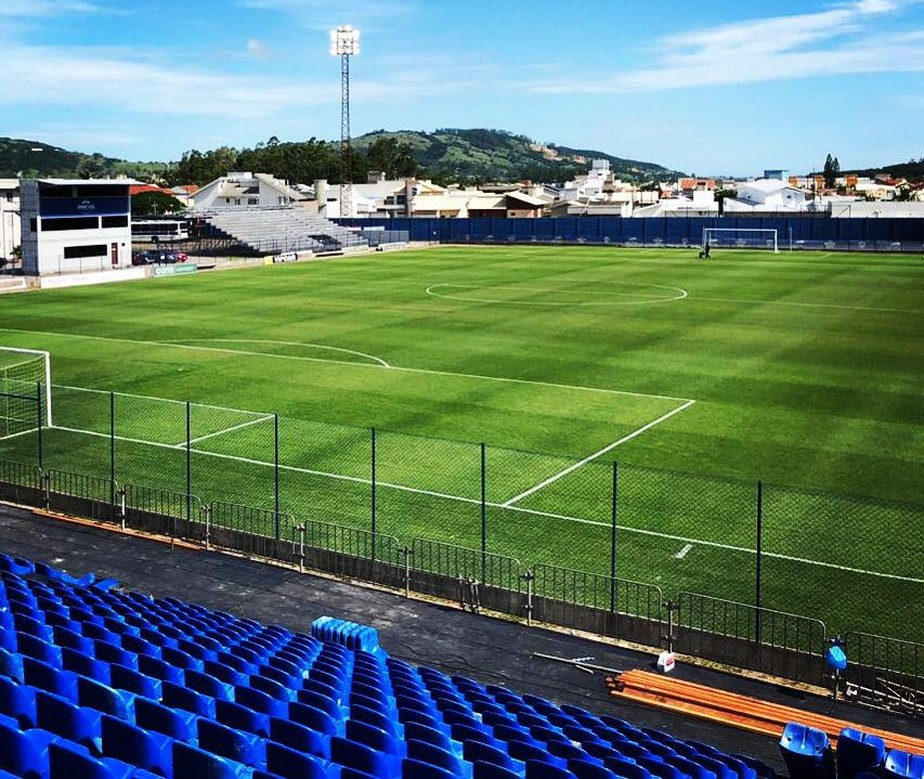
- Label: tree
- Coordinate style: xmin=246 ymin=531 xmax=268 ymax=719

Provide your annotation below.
xmin=823 ymin=153 xmax=841 ymax=189
xmin=131 ymin=191 xmax=185 ymax=215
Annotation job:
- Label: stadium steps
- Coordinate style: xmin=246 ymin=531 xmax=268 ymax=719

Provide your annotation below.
xmin=0 ymin=553 xmax=917 ymax=779
xmin=606 ymin=669 xmax=924 ymax=754
xmin=198 ymin=208 xmax=367 ymax=254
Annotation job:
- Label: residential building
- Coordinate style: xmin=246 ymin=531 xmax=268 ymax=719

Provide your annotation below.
xmin=190 ymin=172 xmax=306 ymax=210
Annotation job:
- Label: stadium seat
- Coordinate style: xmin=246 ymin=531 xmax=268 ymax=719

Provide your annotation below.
xmin=100 ymin=714 xmax=173 ymax=777
xmin=779 ymin=722 xmax=832 ymax=779
xmin=77 ymin=674 xmax=136 ymax=720
xmin=0 ymin=716 xmax=55 ymax=779
xmin=347 ymin=717 xmax=404 ymax=756
xmin=134 ymin=695 xmax=197 ymax=742
xmin=837 ymin=728 xmax=886 ymax=779
xmin=172 ymin=740 xmax=252 ymax=779
xmin=23 ymin=655 xmax=78 ymax=700
xmin=198 ymin=717 xmax=267 ymax=768
xmin=402 ymin=757 xmax=460 ymax=779
xmin=884 ymin=750 xmax=924 ymax=779
xmin=463 ymin=740 xmax=525 ymax=773
xmin=265 ymin=740 xmax=331 ymax=779
xmin=48 ymin=738 xmax=136 ymax=779
xmin=269 ymin=716 xmax=331 ymax=760
xmin=216 ymin=697 xmax=272 ymax=738
xmin=525 ymin=760 xmax=578 ymax=779
xmin=331 ymin=735 xmax=399 ymax=778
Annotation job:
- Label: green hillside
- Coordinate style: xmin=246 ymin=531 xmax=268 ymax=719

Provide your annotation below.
xmin=0 ymin=137 xmax=169 ymax=181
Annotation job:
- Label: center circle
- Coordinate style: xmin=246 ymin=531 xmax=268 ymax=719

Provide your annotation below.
xmin=425 ymin=282 xmax=688 ymax=307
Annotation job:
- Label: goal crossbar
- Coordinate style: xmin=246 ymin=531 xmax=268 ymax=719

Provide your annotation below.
xmin=702 ymin=228 xmax=779 ymax=253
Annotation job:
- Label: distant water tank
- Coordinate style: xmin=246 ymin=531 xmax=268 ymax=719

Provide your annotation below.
xmin=315 ymin=179 xmax=329 ymax=217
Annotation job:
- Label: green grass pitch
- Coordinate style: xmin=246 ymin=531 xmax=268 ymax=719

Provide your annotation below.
xmin=0 ymin=245 xmax=921 ymax=641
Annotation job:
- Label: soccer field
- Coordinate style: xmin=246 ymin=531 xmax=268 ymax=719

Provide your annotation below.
xmin=0 ymin=245 xmax=921 ymax=640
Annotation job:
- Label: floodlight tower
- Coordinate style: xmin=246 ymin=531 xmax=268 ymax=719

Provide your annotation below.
xmin=330 ymin=24 xmax=360 ymax=218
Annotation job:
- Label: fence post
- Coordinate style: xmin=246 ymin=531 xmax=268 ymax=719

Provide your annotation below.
xmin=610 ymin=460 xmax=618 ymax=613
xmin=402 ymin=546 xmax=412 ymax=598
xmin=297 ymin=524 xmax=306 ymax=572
xmin=202 ymin=503 xmax=212 ymax=551
xmin=185 ymin=401 xmax=192 ymax=523
xmin=109 ymin=391 xmax=116 ymax=509
xmin=118 ymin=487 xmax=126 ymax=531
xmin=523 ymin=568 xmax=534 ymax=627
xmin=42 ymin=471 xmax=50 ymax=510
xmin=756 ymin=479 xmax=764 ymax=644
xmin=274 ymin=414 xmax=280 ymax=541
xmin=480 ymin=442 xmax=487 ymax=582
xmin=371 ymin=427 xmax=377 ymax=562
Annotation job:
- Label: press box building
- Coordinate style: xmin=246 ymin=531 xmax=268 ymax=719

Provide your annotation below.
xmin=19 ymin=179 xmax=134 ymax=276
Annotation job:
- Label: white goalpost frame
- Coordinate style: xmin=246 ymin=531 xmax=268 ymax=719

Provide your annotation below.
xmin=702 ymin=228 xmax=780 ymax=253
xmin=0 ymin=347 xmax=53 ymax=435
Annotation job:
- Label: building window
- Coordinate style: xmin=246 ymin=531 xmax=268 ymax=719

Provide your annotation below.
xmin=101 ymin=216 xmax=129 ymax=228
xmin=41 ymin=217 xmax=99 ymax=231
xmin=63 ymin=244 xmax=107 ymax=259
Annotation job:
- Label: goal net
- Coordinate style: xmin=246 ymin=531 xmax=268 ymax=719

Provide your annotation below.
xmin=702 ymin=228 xmax=779 ymax=253
xmin=0 ymin=348 xmax=52 ymax=439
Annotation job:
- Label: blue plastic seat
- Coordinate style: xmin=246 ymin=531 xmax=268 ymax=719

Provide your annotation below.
xmin=100 ymin=714 xmax=173 ymax=777
xmin=136 ymin=653 xmax=184 ymax=685
xmin=351 ymin=702 xmax=404 ymax=737
xmin=0 ymin=673 xmax=36 ymax=729
xmin=94 ymin=640 xmax=139 ymax=671
xmin=779 ymin=723 xmax=832 ymax=779
xmin=184 ymin=668 xmax=234 ymax=701
xmin=567 ymin=759 xmax=617 ymax=779
xmin=161 ymin=646 xmax=204 ymax=673
xmin=525 ymin=760 xmax=578 ymax=779
xmin=269 ymin=717 xmax=331 ymax=760
xmin=463 ymin=740 xmax=524 ymax=773
xmin=473 ymin=763 xmax=523 ymax=779
xmin=134 ymin=695 xmax=197 ymax=742
xmin=205 ymin=659 xmax=250 ymax=688
xmin=52 ymin=624 xmax=95 ymax=655
xmin=289 ymin=700 xmax=340 ymax=735
xmin=406 ymin=739 xmax=466 ymax=777
xmin=161 ymin=679 xmax=216 ymax=719
xmin=77 ymin=674 xmax=135 ymax=720
xmin=198 ymin=718 xmax=267 ymax=768
xmin=15 ymin=631 xmax=62 ymax=667
xmin=265 ymin=740 xmax=331 ymax=779
xmin=252 ymin=674 xmax=292 ymax=702
xmin=331 ymin=735 xmax=398 ymax=778
xmin=402 ymin=757 xmax=459 ymax=779
xmin=884 ymin=750 xmax=924 ymax=779
xmin=0 ymin=717 xmax=54 ymax=779
xmin=602 ymin=757 xmax=653 ymax=779
xmin=347 ymin=718 xmax=403 ymax=756
xmin=35 ymin=688 xmax=102 ymax=749
xmin=837 ymin=728 xmax=886 ymax=779
xmin=172 ymin=740 xmax=252 ymax=779
xmin=61 ymin=646 xmax=111 ymax=684
xmin=48 ymin=737 xmax=136 ymax=779
xmin=216 ymin=698 xmax=272 ymax=738
xmin=638 ymin=756 xmax=686 ymax=779
xmin=23 ymin=655 xmax=78 ymax=700
xmin=403 ymin=720 xmax=459 ymax=754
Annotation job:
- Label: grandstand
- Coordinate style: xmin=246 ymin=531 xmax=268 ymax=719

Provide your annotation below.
xmin=0 ymin=503 xmax=921 ymax=779
xmin=195 ymin=207 xmax=369 ymax=255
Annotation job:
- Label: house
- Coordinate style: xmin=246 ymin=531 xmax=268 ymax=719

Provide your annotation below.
xmin=723 ymin=179 xmax=808 ymax=213
xmin=0 ymin=179 xmax=20 ymax=264
xmin=190 ymin=172 xmax=307 ymax=210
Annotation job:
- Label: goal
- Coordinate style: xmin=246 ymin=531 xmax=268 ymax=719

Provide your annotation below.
xmin=702 ymin=228 xmax=779 ymax=253
xmin=0 ymin=347 xmax=52 ymax=439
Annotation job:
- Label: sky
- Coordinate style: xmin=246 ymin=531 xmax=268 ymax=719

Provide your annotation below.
xmin=1 ymin=0 xmax=923 ymax=177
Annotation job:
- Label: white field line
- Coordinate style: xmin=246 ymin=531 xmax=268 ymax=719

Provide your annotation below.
xmin=501 ymin=399 xmax=696 ymax=508
xmin=675 ymin=543 xmax=693 ymax=559
xmin=160 ymin=339 xmax=392 ymax=368
xmin=173 ymin=413 xmax=275 ymax=449
xmin=0 ymin=427 xmax=40 ymax=442
xmin=0 ymin=328 xmax=692 ymax=404
xmin=45 ymin=423 xmax=919 ymax=585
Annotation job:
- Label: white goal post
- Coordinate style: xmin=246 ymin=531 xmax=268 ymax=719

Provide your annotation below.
xmin=0 ymin=347 xmax=52 ymax=439
xmin=702 ymin=228 xmax=779 ymax=253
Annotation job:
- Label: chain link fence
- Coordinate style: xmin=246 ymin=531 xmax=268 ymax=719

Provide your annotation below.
xmin=0 ymin=384 xmax=921 ymax=647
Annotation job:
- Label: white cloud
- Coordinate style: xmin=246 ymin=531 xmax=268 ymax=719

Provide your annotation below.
xmin=0 ymin=0 xmax=114 ymax=16
xmin=526 ymin=3 xmax=924 ymax=94
xmin=246 ymin=38 xmax=272 ymax=60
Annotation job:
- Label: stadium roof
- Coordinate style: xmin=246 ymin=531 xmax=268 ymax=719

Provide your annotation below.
xmin=35 ymin=178 xmax=139 ymax=186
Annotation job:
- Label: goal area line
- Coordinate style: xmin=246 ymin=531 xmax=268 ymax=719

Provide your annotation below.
xmin=38 ymin=422 xmax=912 ymax=584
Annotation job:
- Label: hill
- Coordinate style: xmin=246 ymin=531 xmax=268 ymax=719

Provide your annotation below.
xmin=352 ymin=128 xmax=684 ymax=184
xmin=0 ymin=137 xmax=169 ymax=181
xmin=843 ymin=158 xmax=924 ymax=183
xmin=1 ymin=130 xmax=685 ymax=186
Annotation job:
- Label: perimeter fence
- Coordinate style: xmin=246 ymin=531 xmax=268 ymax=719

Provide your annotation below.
xmin=0 ymin=385 xmax=921 ymax=698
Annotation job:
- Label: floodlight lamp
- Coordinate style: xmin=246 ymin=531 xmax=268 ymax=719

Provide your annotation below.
xmin=330 ymin=25 xmax=360 ymax=56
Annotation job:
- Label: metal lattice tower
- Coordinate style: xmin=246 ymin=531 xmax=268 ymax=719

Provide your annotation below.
xmin=330 ymin=26 xmax=360 ymax=219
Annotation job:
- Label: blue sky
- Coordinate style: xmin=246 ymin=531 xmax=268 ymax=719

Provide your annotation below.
xmin=2 ymin=0 xmax=922 ymax=176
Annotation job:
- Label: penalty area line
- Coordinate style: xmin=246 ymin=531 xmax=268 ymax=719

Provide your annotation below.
xmin=172 ymin=413 xmax=276 ymax=449
xmin=501 ymin=399 xmax=696 ymax=508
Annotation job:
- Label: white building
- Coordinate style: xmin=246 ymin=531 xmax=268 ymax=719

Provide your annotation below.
xmin=724 ymin=179 xmax=808 ymax=213
xmin=190 ymin=172 xmax=307 ymax=210
xmin=19 ymin=179 xmax=133 ymax=275
xmin=0 ymin=179 xmax=20 ymax=265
